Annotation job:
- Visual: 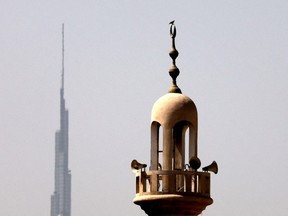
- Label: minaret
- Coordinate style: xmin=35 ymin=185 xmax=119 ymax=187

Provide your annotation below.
xmin=131 ymin=22 xmax=218 ymax=216
xmin=51 ymin=24 xmax=71 ymax=216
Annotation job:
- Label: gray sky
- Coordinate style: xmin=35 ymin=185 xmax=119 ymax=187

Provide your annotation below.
xmin=1 ymin=1 xmax=288 ymax=215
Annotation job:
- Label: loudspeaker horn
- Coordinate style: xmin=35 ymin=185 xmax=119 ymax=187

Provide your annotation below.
xmin=131 ymin=159 xmax=147 ymax=173
xmin=202 ymin=161 xmax=218 ymax=174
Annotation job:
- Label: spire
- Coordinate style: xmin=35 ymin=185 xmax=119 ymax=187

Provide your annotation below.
xmin=168 ymin=21 xmax=182 ymax=94
xmin=51 ymin=23 xmax=71 ymax=216
xmin=61 ymin=23 xmax=64 ymax=91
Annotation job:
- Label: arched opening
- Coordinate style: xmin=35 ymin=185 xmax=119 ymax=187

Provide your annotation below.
xmin=150 ymin=121 xmax=162 ymax=170
xmin=184 ymin=124 xmax=197 ymax=165
xmin=171 ymin=121 xmax=197 ymax=192
xmin=150 ymin=121 xmax=163 ymax=192
xmin=173 ymin=121 xmax=190 ymax=171
xmin=185 ymin=126 xmax=190 ymax=167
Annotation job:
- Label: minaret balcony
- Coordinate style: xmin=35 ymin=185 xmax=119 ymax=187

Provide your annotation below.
xmin=133 ymin=170 xmax=213 ymax=216
xmin=134 ymin=170 xmax=211 ymax=197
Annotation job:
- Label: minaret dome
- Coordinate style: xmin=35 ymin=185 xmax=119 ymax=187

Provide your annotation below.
xmin=151 ymin=93 xmax=197 ymax=128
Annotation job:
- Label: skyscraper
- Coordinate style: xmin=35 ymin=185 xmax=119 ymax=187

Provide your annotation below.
xmin=50 ymin=24 xmax=71 ymax=216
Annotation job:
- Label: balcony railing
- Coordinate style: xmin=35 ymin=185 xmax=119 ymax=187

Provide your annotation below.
xmin=135 ymin=170 xmax=211 ymax=197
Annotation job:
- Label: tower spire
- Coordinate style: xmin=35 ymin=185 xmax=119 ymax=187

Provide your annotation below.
xmin=168 ymin=21 xmax=181 ymax=94
xmin=51 ymin=24 xmax=71 ymax=216
xmin=62 ymin=23 xmax=64 ymax=91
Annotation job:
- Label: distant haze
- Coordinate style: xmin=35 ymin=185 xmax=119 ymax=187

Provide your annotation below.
xmin=1 ymin=1 xmax=288 ymax=216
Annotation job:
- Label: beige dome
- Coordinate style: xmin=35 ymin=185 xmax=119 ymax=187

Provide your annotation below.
xmin=151 ymin=93 xmax=198 ymax=127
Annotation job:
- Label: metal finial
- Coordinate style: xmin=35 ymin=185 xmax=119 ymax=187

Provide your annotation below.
xmin=168 ymin=21 xmax=181 ymax=94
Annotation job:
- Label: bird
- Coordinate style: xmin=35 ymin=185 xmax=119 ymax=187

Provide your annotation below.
xmin=169 ymin=20 xmax=175 ymax=25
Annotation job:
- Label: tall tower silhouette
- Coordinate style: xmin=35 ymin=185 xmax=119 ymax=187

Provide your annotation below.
xmin=131 ymin=22 xmax=218 ymax=216
xmin=50 ymin=24 xmax=71 ymax=216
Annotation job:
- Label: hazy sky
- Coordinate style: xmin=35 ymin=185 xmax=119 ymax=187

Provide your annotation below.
xmin=1 ymin=1 xmax=288 ymax=216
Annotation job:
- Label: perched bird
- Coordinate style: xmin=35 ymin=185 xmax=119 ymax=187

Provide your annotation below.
xmin=169 ymin=20 xmax=175 ymax=25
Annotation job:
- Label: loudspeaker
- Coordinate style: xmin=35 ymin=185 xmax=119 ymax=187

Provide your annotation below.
xmin=189 ymin=156 xmax=201 ymax=170
xmin=131 ymin=159 xmax=147 ymax=173
xmin=202 ymin=161 xmax=218 ymax=174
